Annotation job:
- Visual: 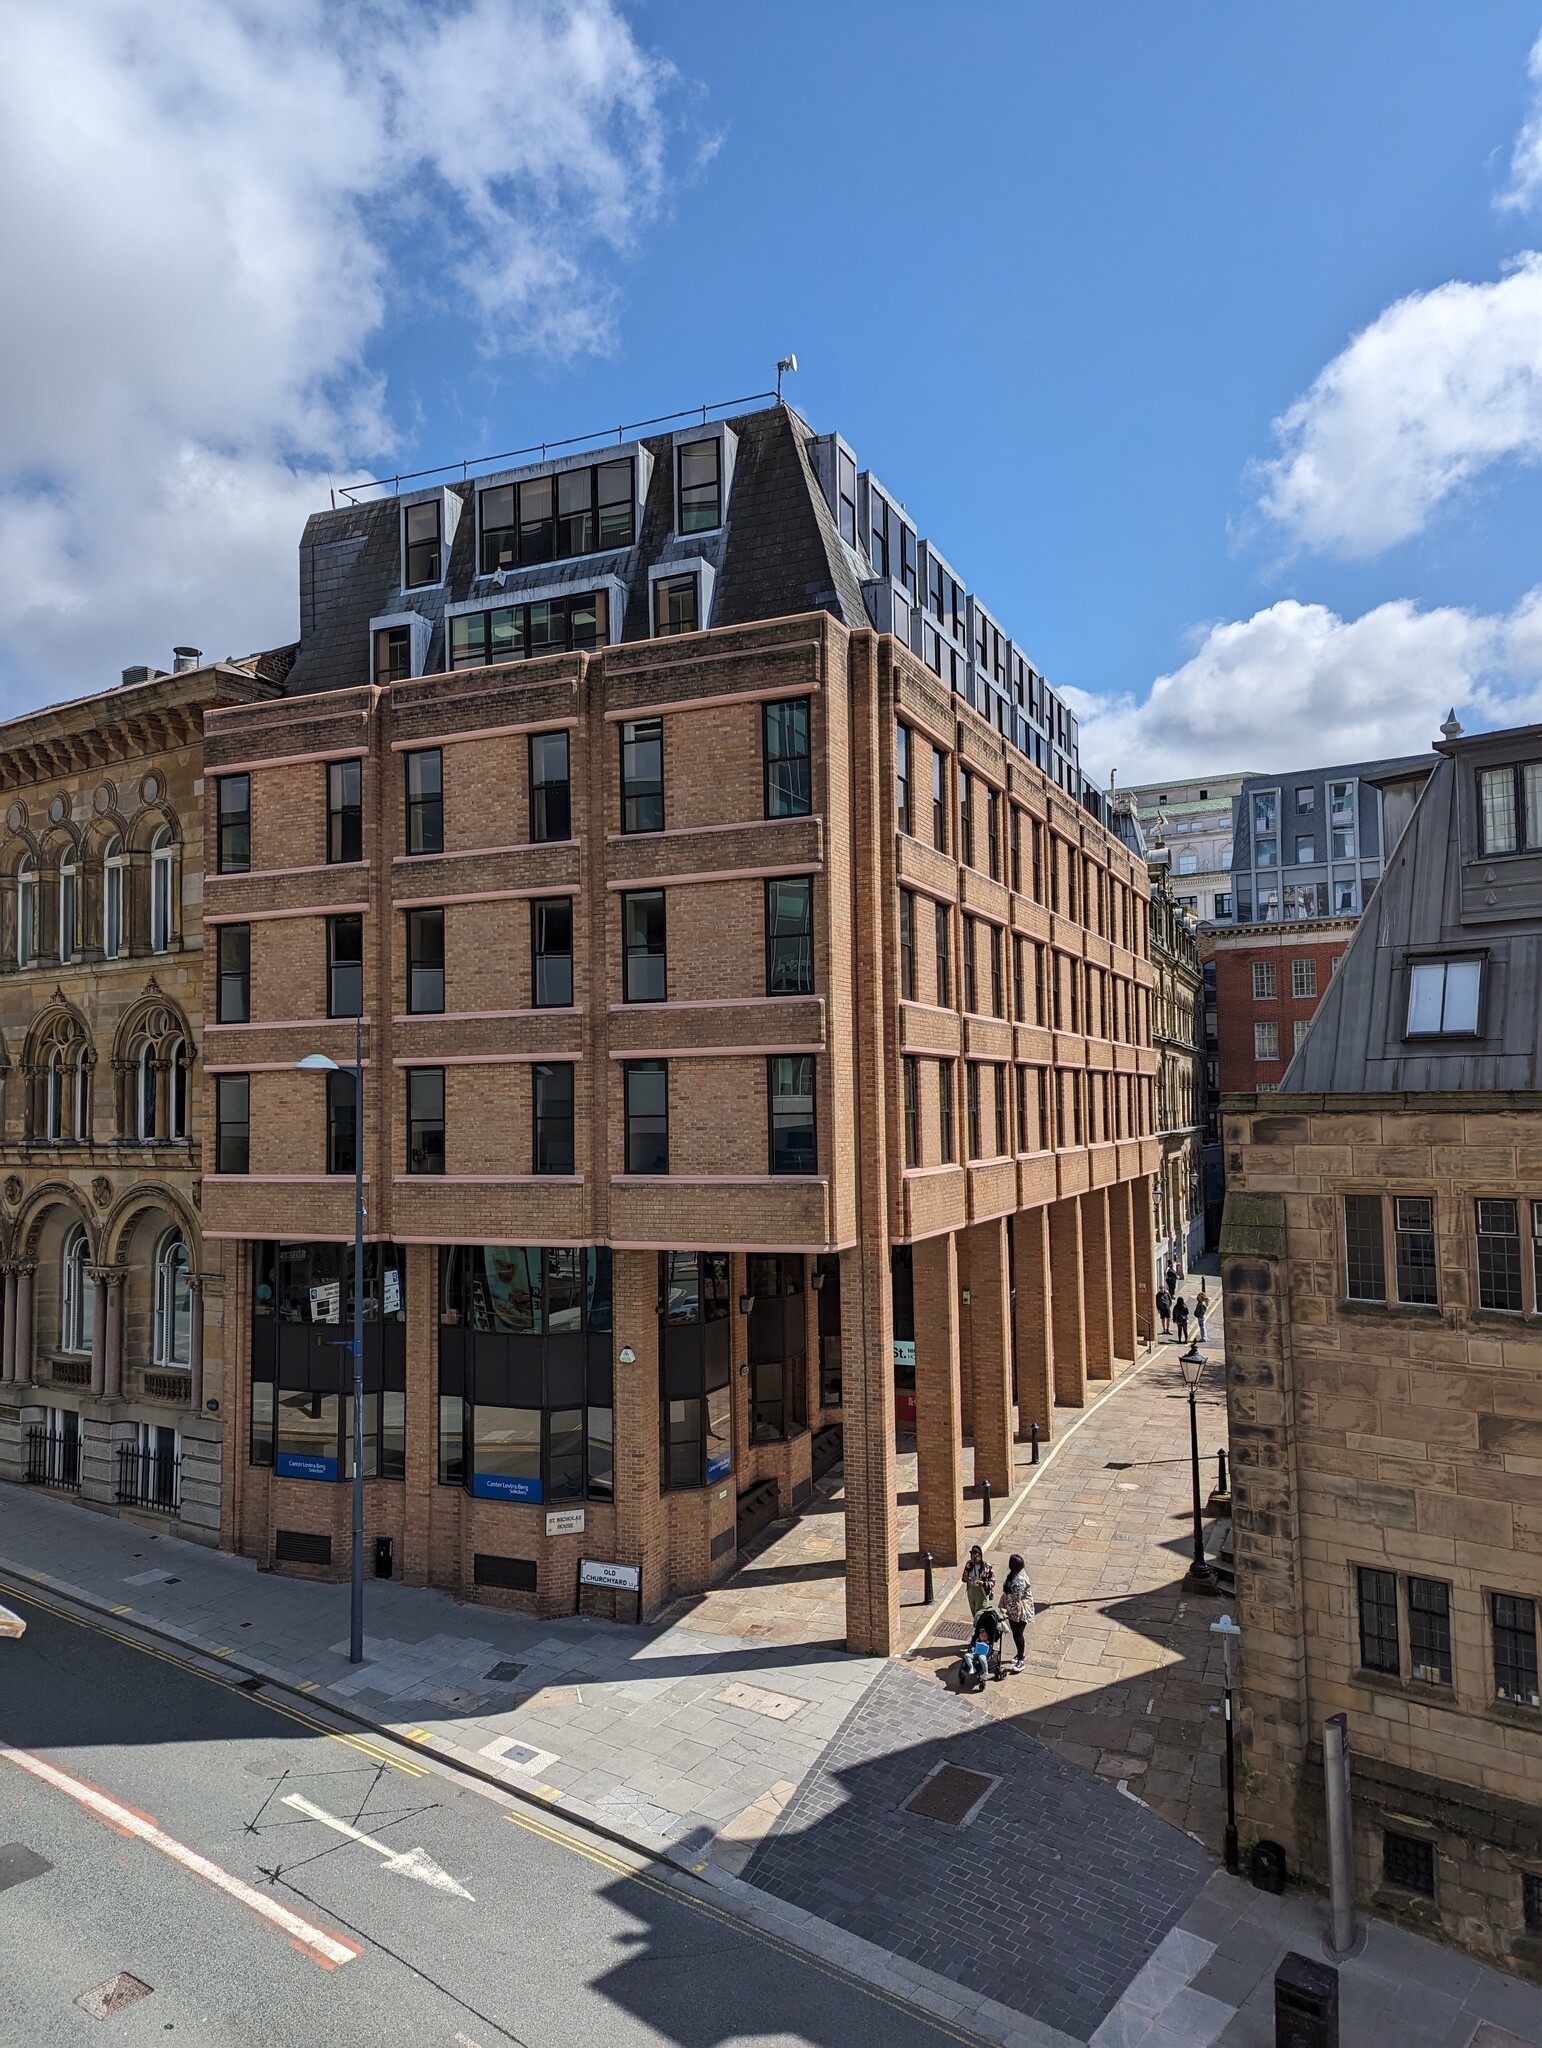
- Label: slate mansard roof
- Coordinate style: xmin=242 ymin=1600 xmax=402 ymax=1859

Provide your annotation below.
xmin=1281 ymin=723 xmax=1542 ymax=1094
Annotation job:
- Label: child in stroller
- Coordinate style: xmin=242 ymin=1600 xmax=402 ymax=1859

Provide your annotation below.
xmin=958 ymin=1603 xmax=1004 ymax=1691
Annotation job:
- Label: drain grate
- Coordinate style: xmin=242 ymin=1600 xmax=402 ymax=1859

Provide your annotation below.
xmin=934 ymin=1621 xmax=975 ymax=1644
xmin=75 ymin=1973 xmax=153 ymax=2020
xmin=485 ymin=1660 xmax=527 ymax=1685
xmin=903 ymin=1764 xmax=999 ymax=1827
xmin=237 ymin=1676 xmax=265 ymax=1692
xmin=0 ymin=1843 xmax=51 ymax=1892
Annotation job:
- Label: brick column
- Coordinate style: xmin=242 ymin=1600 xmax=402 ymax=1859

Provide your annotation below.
xmin=911 ymin=1231 xmax=963 ymax=1567
xmin=955 ymin=1230 xmax=975 ymax=1438
xmin=613 ymin=1249 xmax=666 ymax=1616
xmin=1047 ymin=1199 xmax=1086 ymax=1406
xmin=1080 ymin=1187 xmax=1115 ymax=1381
xmin=967 ymin=1217 xmax=1013 ymax=1494
xmin=1132 ymin=1173 xmax=1156 ymax=1342
xmin=1012 ymin=1205 xmax=1054 ymax=1443
xmin=1109 ymin=1178 xmax=1138 ymax=1361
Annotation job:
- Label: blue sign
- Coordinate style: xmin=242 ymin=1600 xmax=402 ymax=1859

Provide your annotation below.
xmin=276 ymin=1453 xmax=338 ymax=1482
xmin=706 ymin=1452 xmax=733 ymax=1484
xmin=472 ymin=1472 xmax=543 ymax=1503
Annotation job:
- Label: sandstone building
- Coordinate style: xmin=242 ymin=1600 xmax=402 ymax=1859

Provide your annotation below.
xmin=1221 ymin=722 xmax=1542 ymax=1974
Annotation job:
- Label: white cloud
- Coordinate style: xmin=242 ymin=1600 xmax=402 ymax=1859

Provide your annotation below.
xmin=1498 ymin=29 xmax=1542 ymax=212
xmin=1073 ymin=591 xmax=1542 ymax=786
xmin=0 ymin=0 xmax=677 ymax=709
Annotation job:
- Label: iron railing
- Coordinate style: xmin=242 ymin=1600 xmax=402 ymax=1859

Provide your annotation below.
xmin=115 ymin=1442 xmax=180 ymax=1514
xmin=26 ymin=1426 xmax=80 ymax=1490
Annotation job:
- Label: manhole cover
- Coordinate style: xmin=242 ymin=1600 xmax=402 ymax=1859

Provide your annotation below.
xmin=934 ymin=1621 xmax=974 ymax=1644
xmin=485 ymin=1661 xmax=527 ymax=1685
xmin=0 ymin=1843 xmax=51 ymax=1891
xmin=75 ymin=1973 xmax=153 ymax=2020
xmin=237 ymin=1676 xmax=265 ymax=1692
xmin=903 ymin=1764 xmax=999 ymax=1827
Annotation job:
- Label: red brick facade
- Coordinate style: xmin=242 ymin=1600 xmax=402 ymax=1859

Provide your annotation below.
xmin=1208 ymin=920 xmax=1356 ymax=1094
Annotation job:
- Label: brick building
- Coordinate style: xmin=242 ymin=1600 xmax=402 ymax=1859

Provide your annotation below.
xmin=199 ymin=401 xmax=1161 ymax=1652
xmin=1221 ymin=718 xmax=1542 ymax=1974
xmin=1148 ymin=857 xmax=1203 ymax=1274
xmin=1206 ymin=918 xmax=1358 ymax=1094
xmin=0 ymin=653 xmax=282 ymax=1539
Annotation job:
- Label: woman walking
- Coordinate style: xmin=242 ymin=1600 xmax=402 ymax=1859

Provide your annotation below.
xmin=1195 ymin=1282 xmax=1210 ymax=1341
xmin=1173 ymin=1295 xmax=1191 ymax=1345
xmin=1155 ymin=1285 xmax=1172 ymax=1336
xmin=1001 ymin=1553 xmax=1034 ymax=1673
xmin=962 ymin=1544 xmax=994 ymax=1617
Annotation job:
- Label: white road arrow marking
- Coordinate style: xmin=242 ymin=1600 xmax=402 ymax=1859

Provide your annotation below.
xmin=281 ymin=1792 xmax=475 ymax=1900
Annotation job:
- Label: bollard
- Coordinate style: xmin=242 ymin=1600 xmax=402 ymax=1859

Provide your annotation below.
xmin=1217 ymin=1447 xmax=1228 ymax=1495
xmin=1029 ymin=1421 xmax=1040 ymax=1465
xmin=923 ymin=1550 xmax=935 ymax=1605
xmin=981 ymin=1477 xmax=992 ymax=1526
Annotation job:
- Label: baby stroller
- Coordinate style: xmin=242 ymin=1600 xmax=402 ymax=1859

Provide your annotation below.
xmin=957 ymin=1604 xmax=1004 ymax=1692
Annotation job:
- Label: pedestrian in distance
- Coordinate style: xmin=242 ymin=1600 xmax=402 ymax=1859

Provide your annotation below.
xmin=1195 ymin=1283 xmax=1210 ymax=1341
xmin=1155 ymin=1285 xmax=1172 ymax=1335
xmin=1165 ymin=1259 xmax=1179 ymax=1297
xmin=1173 ymin=1295 xmax=1191 ymax=1345
xmin=962 ymin=1544 xmax=994 ymax=1617
xmin=1001 ymin=1553 xmax=1034 ymax=1672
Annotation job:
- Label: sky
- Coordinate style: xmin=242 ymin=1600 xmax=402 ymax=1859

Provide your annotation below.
xmin=5 ymin=1 xmax=1542 ymax=781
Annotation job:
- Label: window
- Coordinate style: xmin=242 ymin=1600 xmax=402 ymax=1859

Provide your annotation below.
xmin=1531 ymin=1201 xmax=1542 ymax=1315
xmin=1477 ymin=1198 xmax=1523 ymax=1311
xmin=746 ymin=1255 xmax=807 ymax=1445
xmin=677 ymin=438 xmax=721 ymax=532
xmin=652 ymin=573 xmax=698 ymax=637
xmin=1291 ymin=958 xmax=1317 ymax=999
xmin=153 ymin=1231 xmax=192 ymax=1368
xmin=400 ymin=906 xmax=442 ymax=1014
xmin=326 ymin=1069 xmax=357 ymax=1175
xmin=253 ymin=1242 xmax=407 ymax=1481
xmin=1012 ymin=935 xmax=1025 ymax=1020
xmin=406 ymin=1067 xmax=445 ymax=1175
xmin=659 ymin=1251 xmax=732 ymax=1490
xmin=934 ymin=902 xmax=951 ymax=1008
xmin=218 ymin=923 xmax=251 ymax=1023
xmin=1329 ymin=781 xmax=1354 ymax=824
xmin=896 ymin=725 xmax=912 ymax=835
xmin=896 ymin=887 xmax=917 ymax=1001
xmin=986 ymin=788 xmax=1001 ymax=880
xmin=1256 ymin=837 xmax=1277 ymax=868
xmin=404 ymin=749 xmax=442 ymax=855
xmin=1214 ymin=892 xmax=1232 ymax=919
xmin=1383 ymin=1833 xmax=1436 ymax=1899
xmin=958 ymin=771 xmax=974 ymax=867
xmin=1344 ymin=1193 xmax=1387 ymax=1300
xmin=1253 ymin=1021 xmax=1279 ymax=1060
xmin=963 ymin=917 xmax=978 ymax=1013
xmin=769 ymin=1055 xmax=815 ymax=1174
xmin=16 ymin=856 xmax=35 ymax=968
xmin=102 ymin=838 xmax=124 ymax=959
xmin=1292 ymin=1019 xmax=1311 ymax=1052
xmin=327 ymin=760 xmax=362 ymax=865
xmin=53 ymin=853 xmax=75 ymax=965
xmin=966 ymin=1063 xmax=981 ymax=1159
xmin=766 ymin=877 xmax=813 ymax=996
xmin=1331 ymin=827 xmax=1355 ymax=861
xmin=216 ymin=774 xmax=251 ymax=874
xmin=1253 ymin=791 xmax=1277 ymax=834
xmin=166 ymin=1038 xmax=186 ymax=1142
xmin=1296 ymin=787 xmax=1315 ymax=813
xmin=403 ymin=498 xmax=441 ymax=587
xmin=374 ymin=624 xmax=411 ymax=685
xmin=932 ymin=748 xmax=947 ymax=851
xmin=994 ymin=1064 xmax=1009 ymax=1156
xmin=1493 ymin=1594 xmax=1540 ymax=1705
xmin=150 ymin=827 xmax=175 ymax=951
xmin=1178 ymin=853 xmax=1198 ymax=875
xmin=533 ymin=1062 xmax=574 ymax=1174
xmin=624 ymin=1061 xmax=668 ymax=1173
xmin=1252 ymin=961 xmax=1276 ymax=999
xmin=531 ymin=898 xmax=573 ymax=1007
xmin=1408 ymin=1577 xmax=1453 ymax=1685
xmin=1334 ymin=881 xmax=1356 ymax=914
xmin=622 ymin=890 xmax=666 ymax=1002
xmin=620 ymin=718 xmax=664 ymax=833
xmin=902 ymin=1057 xmax=919 ymax=1167
xmin=937 ymin=1060 xmax=956 ymax=1162
xmin=1406 ymin=957 xmax=1481 ymax=1036
xmin=215 ymin=1074 xmax=249 ymax=1173
xmin=990 ymin=926 xmax=1003 ymax=1018
xmin=1478 ymin=760 xmax=1542 ymax=856
xmin=62 ymin=1226 xmax=94 ymax=1354
xmin=449 ymin=591 xmax=609 ymax=668
xmin=1394 ymin=1197 xmax=1438 ymax=1306
xmin=1294 ymin=839 xmax=1315 ymax=866
xmin=1357 ymin=1565 xmax=1400 ymax=1673
xmin=764 ymin=698 xmax=812 ymax=818
xmin=529 ymin=731 xmax=571 ymax=843
xmin=479 ymin=460 xmax=634 ymax=573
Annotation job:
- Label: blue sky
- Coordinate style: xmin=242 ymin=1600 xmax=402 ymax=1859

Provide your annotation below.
xmin=7 ymin=2 xmax=1542 ymax=777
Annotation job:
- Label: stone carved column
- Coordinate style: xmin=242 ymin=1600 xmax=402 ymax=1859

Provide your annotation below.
xmin=188 ymin=1275 xmax=205 ymax=1413
xmin=102 ymin=1269 xmax=127 ymax=1400
xmin=13 ymin=1262 xmax=35 ymax=1388
xmin=87 ymin=1270 xmax=108 ymax=1396
xmin=1 ymin=1263 xmax=17 ymax=1382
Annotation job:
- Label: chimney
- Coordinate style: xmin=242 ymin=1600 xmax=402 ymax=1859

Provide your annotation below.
xmin=120 ymin=665 xmax=165 ymax=688
xmin=172 ymin=645 xmax=202 ymax=672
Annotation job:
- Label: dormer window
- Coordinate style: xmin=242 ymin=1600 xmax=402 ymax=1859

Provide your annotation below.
xmin=653 ymin=574 xmax=698 ymax=637
xmin=404 ymin=499 xmax=441 ymax=588
xmin=478 ymin=458 xmax=634 ymax=573
xmin=1478 ymin=760 xmax=1542 ymax=856
xmin=1406 ymin=956 xmax=1482 ymax=1037
xmin=374 ymin=625 xmax=411 ymax=685
xmin=678 ymin=439 xmax=721 ymax=534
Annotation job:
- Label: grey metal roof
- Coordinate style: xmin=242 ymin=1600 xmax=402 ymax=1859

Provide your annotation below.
xmin=1281 ymin=726 xmax=1542 ymax=1092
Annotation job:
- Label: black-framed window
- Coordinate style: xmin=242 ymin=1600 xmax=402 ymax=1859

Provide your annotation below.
xmin=966 ymin=1062 xmax=981 ymax=1160
xmin=437 ymin=1245 xmax=613 ymax=1503
xmin=987 ymin=788 xmax=1001 ymax=881
xmin=763 ymin=698 xmax=811 ymax=818
xmin=766 ymin=877 xmax=813 ymax=996
xmin=449 ymin=592 xmax=609 ymax=669
xmin=374 ymin=625 xmax=411 ymax=685
xmin=529 ymin=731 xmax=571 ymax=842
xmin=406 ymin=1067 xmax=445 ymax=1175
xmin=407 ymin=907 xmax=445 ymax=1015
xmin=1477 ymin=1198 xmax=1523 ymax=1311
xmin=622 ymin=889 xmax=666 ymax=1002
xmin=403 ymin=498 xmax=441 ymax=587
xmin=1383 ymin=1832 xmax=1436 ymax=1898
xmin=768 ymin=1055 xmax=815 ymax=1175
xmin=963 ymin=917 xmax=978 ymax=1013
xmin=215 ymin=1074 xmax=249 ymax=1174
xmin=747 ymin=1254 xmax=807 ymax=1445
xmin=898 ymin=888 xmax=915 ymax=1001
xmin=479 ymin=459 xmax=634 ymax=573
xmin=620 ymin=718 xmax=664 ymax=833
xmin=939 ymin=1059 xmax=955 ymax=1162
xmin=903 ymin=1056 xmax=919 ymax=1167
xmin=653 ymin=573 xmax=698 ymax=636
xmin=1408 ymin=1576 xmax=1453 ymax=1685
xmin=217 ymin=923 xmax=250 ymax=1024
xmin=993 ymin=1064 xmax=1009 ymax=1156
xmin=531 ymin=897 xmax=573 ymax=1007
xmin=1394 ymin=1196 xmax=1438 ymax=1306
xmin=1344 ymin=1194 xmax=1386 ymax=1301
xmin=1494 ymin=1593 xmax=1540 ymax=1705
xmin=1357 ymin=1565 xmax=1400 ymax=1674
xmin=1013 ymin=935 xmax=1026 ymax=1019
xmin=327 ymin=760 xmax=363 ymax=865
xmin=327 ymin=1069 xmax=357 ymax=1175
xmin=990 ymin=925 xmax=1003 ymax=1018
xmin=959 ymin=771 xmax=974 ymax=867
xmin=327 ymin=914 xmax=363 ymax=1019
xmin=660 ymin=1251 xmax=732 ymax=1489
xmin=217 ymin=775 xmax=250 ymax=874
xmin=1406 ymin=957 xmax=1482 ymax=1036
xmin=932 ymin=747 xmax=947 ymax=852
xmin=935 ymin=902 xmax=951 ymax=1007
xmin=677 ymin=437 xmax=721 ymax=533
xmin=250 ymin=1241 xmax=406 ymax=1481
xmin=624 ymin=1060 xmax=668 ymax=1173
xmin=404 ymin=748 xmax=443 ymax=855
xmin=1477 ymin=760 xmax=1542 ymax=857
xmin=896 ymin=725 xmax=912 ymax=835
xmin=533 ymin=1062 xmax=574 ymax=1174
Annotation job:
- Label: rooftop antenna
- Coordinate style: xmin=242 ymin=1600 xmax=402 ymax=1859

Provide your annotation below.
xmin=776 ymin=354 xmax=798 ymax=403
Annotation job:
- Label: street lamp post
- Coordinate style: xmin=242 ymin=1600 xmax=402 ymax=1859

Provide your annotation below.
xmin=1211 ymin=1611 xmax=1241 ymax=1874
xmin=1178 ymin=1341 xmax=1216 ymax=1592
xmin=297 ymin=1016 xmax=366 ymax=1665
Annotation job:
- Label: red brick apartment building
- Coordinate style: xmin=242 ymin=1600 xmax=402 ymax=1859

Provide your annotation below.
xmin=1206 ymin=919 xmax=1358 ymax=1094
xmin=190 ymin=403 xmax=1160 ymax=1653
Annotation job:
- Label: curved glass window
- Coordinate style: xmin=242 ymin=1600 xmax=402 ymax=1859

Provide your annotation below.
xmin=62 ymin=1225 xmax=94 ymax=1354
xmin=150 ymin=827 xmax=174 ymax=953
xmin=153 ymin=1230 xmax=192 ymax=1367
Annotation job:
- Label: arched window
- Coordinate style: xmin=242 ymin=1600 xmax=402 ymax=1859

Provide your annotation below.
xmin=153 ymin=1230 xmax=192 ymax=1367
xmin=62 ymin=1225 xmax=94 ymax=1354
xmin=138 ymin=1042 xmax=158 ymax=1142
xmin=103 ymin=837 xmax=124 ymax=959
xmin=166 ymin=1037 xmax=187 ymax=1141
xmin=17 ymin=857 xmax=35 ymax=968
xmin=58 ymin=853 xmax=77 ymax=964
xmin=150 ymin=827 xmax=174 ymax=954
xmin=45 ymin=1047 xmax=63 ymax=1141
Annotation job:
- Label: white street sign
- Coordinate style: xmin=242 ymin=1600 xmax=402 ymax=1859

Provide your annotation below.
xmin=578 ymin=1559 xmax=640 ymax=1591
